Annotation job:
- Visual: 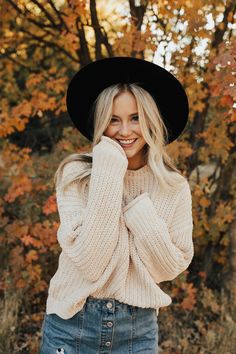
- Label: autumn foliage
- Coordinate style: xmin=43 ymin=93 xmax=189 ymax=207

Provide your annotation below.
xmin=0 ymin=0 xmax=235 ymax=353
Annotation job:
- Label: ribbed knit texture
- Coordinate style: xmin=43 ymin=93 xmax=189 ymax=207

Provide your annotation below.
xmin=46 ymin=135 xmax=194 ymax=319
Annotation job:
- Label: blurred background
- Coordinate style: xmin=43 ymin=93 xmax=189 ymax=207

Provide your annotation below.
xmin=0 ymin=0 xmax=235 ymax=353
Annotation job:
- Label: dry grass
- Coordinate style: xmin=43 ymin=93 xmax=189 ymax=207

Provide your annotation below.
xmin=158 ymin=289 xmax=236 ymax=354
xmin=0 ymin=290 xmax=20 ymax=353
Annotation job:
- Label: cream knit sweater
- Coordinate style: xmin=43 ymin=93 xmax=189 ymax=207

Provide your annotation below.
xmin=46 ymin=136 xmax=194 ymax=319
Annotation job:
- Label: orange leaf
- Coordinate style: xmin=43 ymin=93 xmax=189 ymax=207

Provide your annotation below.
xmin=26 ymin=250 xmax=39 ymax=263
xmin=43 ymin=194 xmax=57 ymax=215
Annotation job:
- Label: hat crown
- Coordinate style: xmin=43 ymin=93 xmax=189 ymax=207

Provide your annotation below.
xmin=66 ymin=56 xmax=189 ymax=144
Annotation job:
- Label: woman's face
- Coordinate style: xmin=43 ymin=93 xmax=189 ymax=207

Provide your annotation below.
xmin=103 ymin=91 xmax=147 ymax=170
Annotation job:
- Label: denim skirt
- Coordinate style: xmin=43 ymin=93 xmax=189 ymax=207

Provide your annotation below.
xmin=39 ymin=296 xmax=158 ymax=354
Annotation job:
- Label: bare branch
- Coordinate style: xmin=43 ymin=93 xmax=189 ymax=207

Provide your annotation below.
xmin=6 ymin=0 xmax=57 ymax=33
xmin=30 ymin=0 xmax=59 ymax=28
xmin=212 ymin=0 xmax=235 ymax=49
xmin=20 ymin=27 xmax=79 ymax=63
xmin=128 ymin=0 xmax=148 ymax=58
xmin=76 ymin=19 xmax=92 ymax=66
xmin=89 ymin=0 xmax=113 ymax=59
xmin=47 ymin=0 xmax=70 ymax=32
xmin=1 ymin=52 xmax=41 ymax=73
xmin=129 ymin=0 xmax=148 ymax=30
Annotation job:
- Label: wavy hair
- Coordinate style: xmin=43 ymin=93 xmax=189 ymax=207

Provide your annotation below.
xmin=54 ymin=83 xmax=187 ymax=194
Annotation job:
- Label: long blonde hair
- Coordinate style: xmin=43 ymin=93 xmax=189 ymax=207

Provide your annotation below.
xmin=54 ymin=83 xmax=187 ymax=194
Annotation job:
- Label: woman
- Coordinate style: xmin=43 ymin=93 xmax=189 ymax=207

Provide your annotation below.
xmin=39 ymin=57 xmax=194 ymax=353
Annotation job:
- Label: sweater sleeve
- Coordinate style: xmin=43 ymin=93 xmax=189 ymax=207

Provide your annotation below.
xmin=56 ymin=135 xmax=128 ymax=282
xmin=123 ymin=181 xmax=194 ymax=283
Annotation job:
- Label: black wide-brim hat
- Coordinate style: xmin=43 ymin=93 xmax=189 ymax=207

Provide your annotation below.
xmin=66 ymin=56 xmax=189 ymax=144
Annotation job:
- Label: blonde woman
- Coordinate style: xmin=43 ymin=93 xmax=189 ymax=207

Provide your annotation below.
xmin=40 ymin=57 xmax=194 ymax=354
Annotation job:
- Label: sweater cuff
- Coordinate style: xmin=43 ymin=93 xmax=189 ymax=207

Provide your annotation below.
xmin=100 ymin=135 xmax=127 ymax=158
xmin=123 ymin=194 xmax=168 ymax=235
xmin=122 ymin=192 xmax=150 ymax=213
xmin=92 ymin=136 xmax=128 ymax=178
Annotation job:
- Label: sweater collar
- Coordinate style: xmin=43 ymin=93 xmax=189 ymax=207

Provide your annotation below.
xmin=126 ymin=164 xmax=150 ymax=177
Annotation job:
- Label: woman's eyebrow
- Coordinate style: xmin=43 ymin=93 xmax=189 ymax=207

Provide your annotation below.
xmin=112 ymin=113 xmax=138 ymax=117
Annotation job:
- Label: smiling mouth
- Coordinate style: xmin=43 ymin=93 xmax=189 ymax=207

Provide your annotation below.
xmin=116 ymin=139 xmax=137 ymax=148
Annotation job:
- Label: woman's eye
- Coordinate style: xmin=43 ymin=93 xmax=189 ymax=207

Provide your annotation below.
xmin=110 ymin=116 xmax=139 ymax=122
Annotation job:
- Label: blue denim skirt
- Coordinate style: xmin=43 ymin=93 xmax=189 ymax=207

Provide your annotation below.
xmin=39 ymin=296 xmax=158 ymax=353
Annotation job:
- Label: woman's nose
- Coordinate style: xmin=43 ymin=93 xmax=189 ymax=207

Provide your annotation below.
xmin=119 ymin=123 xmax=132 ymax=135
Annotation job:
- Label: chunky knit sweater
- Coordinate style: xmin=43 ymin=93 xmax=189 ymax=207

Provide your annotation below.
xmin=46 ymin=135 xmax=194 ymax=319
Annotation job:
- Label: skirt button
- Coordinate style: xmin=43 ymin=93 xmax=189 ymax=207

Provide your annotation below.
xmin=105 ymin=341 xmax=111 ymax=346
xmin=107 ymin=321 xmax=113 ymax=327
xmin=106 ymin=302 xmax=113 ymax=309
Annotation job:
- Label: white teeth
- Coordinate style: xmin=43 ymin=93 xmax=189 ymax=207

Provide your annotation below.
xmin=118 ymin=139 xmax=136 ymax=144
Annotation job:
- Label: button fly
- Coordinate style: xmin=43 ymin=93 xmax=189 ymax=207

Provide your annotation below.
xmin=107 ymin=321 xmax=113 ymax=327
xmin=106 ymin=302 xmax=113 ymax=309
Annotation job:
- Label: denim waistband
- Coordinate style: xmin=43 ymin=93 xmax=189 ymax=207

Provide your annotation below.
xmin=86 ymin=296 xmax=155 ymax=315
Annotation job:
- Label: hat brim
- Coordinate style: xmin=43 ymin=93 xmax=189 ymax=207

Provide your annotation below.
xmin=66 ymin=57 xmax=189 ymax=144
